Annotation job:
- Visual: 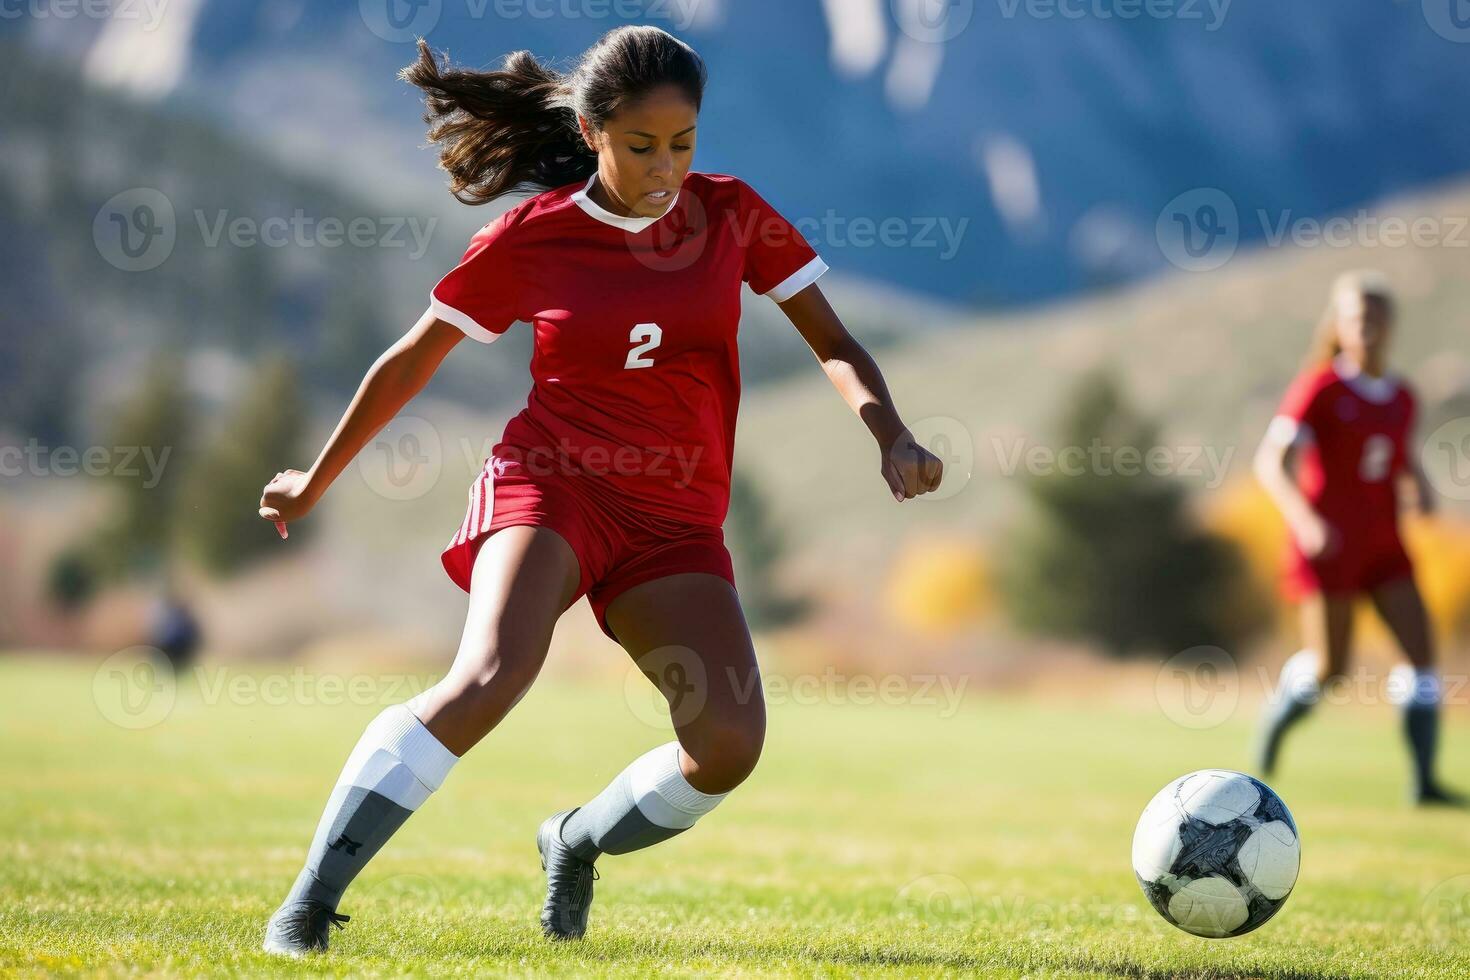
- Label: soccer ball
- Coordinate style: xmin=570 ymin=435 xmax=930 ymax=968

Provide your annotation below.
xmin=1131 ymin=769 xmax=1300 ymax=938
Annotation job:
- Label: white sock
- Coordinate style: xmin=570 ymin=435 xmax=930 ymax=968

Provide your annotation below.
xmin=285 ymin=704 xmax=458 ymax=907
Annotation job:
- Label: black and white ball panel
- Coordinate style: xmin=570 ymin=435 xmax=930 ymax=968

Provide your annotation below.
xmin=1132 ymin=770 xmax=1300 ymax=938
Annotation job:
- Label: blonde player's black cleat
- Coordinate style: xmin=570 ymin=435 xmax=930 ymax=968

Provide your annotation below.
xmin=262 ymin=900 xmax=350 ymax=956
xmin=537 ymin=809 xmax=598 ymax=939
xmin=1416 ymin=783 xmax=1468 ymax=808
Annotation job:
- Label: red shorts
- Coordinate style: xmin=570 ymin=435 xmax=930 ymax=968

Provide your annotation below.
xmin=1282 ymin=535 xmax=1413 ymax=601
xmin=441 ymin=454 xmax=735 ymax=641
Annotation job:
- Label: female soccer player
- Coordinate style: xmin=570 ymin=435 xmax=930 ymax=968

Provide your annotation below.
xmin=257 ymin=27 xmax=943 ymax=954
xmin=1253 ymin=271 xmax=1459 ymax=806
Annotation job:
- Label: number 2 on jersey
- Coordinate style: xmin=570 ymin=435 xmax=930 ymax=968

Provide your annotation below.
xmin=625 ymin=322 xmax=662 ymax=369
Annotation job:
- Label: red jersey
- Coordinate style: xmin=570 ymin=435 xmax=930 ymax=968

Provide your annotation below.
xmin=430 ymin=172 xmax=826 ymax=529
xmin=1274 ymin=357 xmax=1415 ymax=543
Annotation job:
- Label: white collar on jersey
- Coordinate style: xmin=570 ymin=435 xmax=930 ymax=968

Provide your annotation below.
xmin=1332 ymin=353 xmax=1399 ymax=404
xmin=570 ymin=172 xmax=681 ymax=232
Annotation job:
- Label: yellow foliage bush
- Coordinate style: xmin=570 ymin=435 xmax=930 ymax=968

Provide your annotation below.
xmin=883 ymin=537 xmax=991 ymax=636
xmin=1403 ymin=513 xmax=1470 ymax=641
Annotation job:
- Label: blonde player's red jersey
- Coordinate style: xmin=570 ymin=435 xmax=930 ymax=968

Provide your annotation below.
xmin=1274 ymin=357 xmax=1415 ymax=544
xmin=431 ymin=172 xmax=826 ymax=529
xmin=1274 ymin=357 xmax=1416 ymax=598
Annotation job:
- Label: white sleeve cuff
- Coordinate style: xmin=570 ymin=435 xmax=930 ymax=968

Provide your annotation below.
xmin=430 ymin=296 xmax=503 ymax=344
xmin=763 ymin=255 xmax=829 ymax=303
xmin=1265 ymin=415 xmax=1314 ymax=448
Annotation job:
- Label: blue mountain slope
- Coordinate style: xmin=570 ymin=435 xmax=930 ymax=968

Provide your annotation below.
xmin=11 ymin=0 xmax=1470 ymax=304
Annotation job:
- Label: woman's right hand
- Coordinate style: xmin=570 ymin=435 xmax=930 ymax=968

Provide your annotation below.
xmin=259 ymin=469 xmax=317 ymax=525
xmin=1291 ymin=512 xmax=1338 ymax=559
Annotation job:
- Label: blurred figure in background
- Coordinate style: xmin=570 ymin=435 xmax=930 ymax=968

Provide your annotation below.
xmin=1253 ymin=271 xmax=1462 ymax=806
xmin=148 ymin=583 xmax=201 ymax=673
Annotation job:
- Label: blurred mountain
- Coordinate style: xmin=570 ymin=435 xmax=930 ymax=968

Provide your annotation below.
xmin=736 ymin=178 xmax=1470 ymax=582
xmin=0 ymin=36 xmax=958 ymax=442
xmin=10 ymin=0 xmax=1470 ymax=304
xmin=0 ymin=38 xmax=457 ymax=443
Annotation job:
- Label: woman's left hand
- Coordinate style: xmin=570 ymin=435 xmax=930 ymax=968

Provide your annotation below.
xmin=880 ymin=429 xmax=944 ymax=501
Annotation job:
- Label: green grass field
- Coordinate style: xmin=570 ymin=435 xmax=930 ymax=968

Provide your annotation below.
xmin=3 ymin=654 xmax=1468 ymax=978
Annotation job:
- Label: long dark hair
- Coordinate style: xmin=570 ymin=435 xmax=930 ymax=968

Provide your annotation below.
xmin=401 ymin=26 xmax=707 ymax=205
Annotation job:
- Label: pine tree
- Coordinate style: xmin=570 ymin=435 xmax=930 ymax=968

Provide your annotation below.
xmin=726 ymin=468 xmax=807 ymax=630
xmin=99 ymin=357 xmax=192 ymax=577
xmin=179 ymin=357 xmax=307 ymax=575
xmin=999 ymin=370 xmax=1263 ymax=658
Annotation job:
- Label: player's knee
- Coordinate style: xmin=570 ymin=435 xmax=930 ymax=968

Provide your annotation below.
xmin=447 ymin=646 xmax=544 ymax=711
xmin=683 ymin=709 xmax=765 ymax=793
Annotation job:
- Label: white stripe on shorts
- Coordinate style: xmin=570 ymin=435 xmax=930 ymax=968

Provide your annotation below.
xmin=454 ymin=480 xmax=473 ymax=547
xmin=480 ymin=463 xmax=497 ymax=534
xmin=467 ymin=475 xmax=483 ymax=546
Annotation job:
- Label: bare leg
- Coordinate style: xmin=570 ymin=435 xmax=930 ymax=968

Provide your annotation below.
xmin=538 ymin=573 xmax=764 ymax=939
xmin=1257 ymin=593 xmax=1354 ymax=776
xmin=412 ymin=526 xmax=581 ymax=755
xmin=265 ymin=526 xmax=580 ymax=952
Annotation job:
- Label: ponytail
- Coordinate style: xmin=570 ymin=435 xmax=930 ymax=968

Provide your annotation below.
xmin=401 ymin=42 xmax=592 ymax=206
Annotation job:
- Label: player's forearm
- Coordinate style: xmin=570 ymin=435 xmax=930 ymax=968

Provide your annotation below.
xmin=819 ymin=338 xmax=908 ymax=449
xmin=1411 ymin=466 xmax=1436 ymax=516
xmin=303 ymin=335 xmax=442 ymax=502
xmin=1253 ymin=442 xmax=1316 ymax=529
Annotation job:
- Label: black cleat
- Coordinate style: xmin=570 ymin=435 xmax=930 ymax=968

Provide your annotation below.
xmin=537 ymin=809 xmax=598 ymax=940
xmin=1416 ymin=784 xmax=1468 ymax=808
xmin=262 ymin=900 xmax=350 ymax=956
